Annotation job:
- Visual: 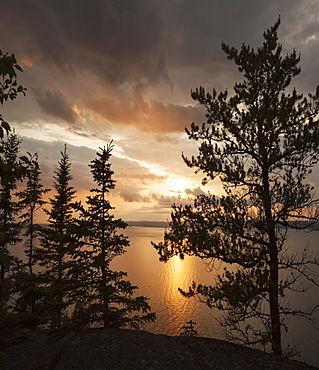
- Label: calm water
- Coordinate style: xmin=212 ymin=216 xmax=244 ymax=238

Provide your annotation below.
xmin=111 ymin=227 xmax=319 ymax=367
xmin=11 ymin=226 xmax=319 ymax=366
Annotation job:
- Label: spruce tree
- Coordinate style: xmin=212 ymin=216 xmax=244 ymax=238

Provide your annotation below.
xmin=0 ymin=49 xmax=27 ymax=283
xmin=13 ymin=154 xmax=50 ymax=327
xmin=72 ymin=143 xmax=155 ymax=329
xmin=153 ymin=19 xmax=319 ymax=356
xmin=0 ymin=133 xmax=23 ymax=280
xmin=17 ymin=153 xmax=50 ymax=275
xmin=37 ymin=145 xmax=76 ymax=329
xmin=0 ymin=132 xmax=27 ymax=338
xmin=0 ymin=50 xmax=27 ymax=340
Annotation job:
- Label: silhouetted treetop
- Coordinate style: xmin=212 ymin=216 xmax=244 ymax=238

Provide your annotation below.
xmin=154 ymin=18 xmax=319 ymax=357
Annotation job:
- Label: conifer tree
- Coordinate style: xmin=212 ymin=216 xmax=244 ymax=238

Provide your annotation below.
xmin=0 ymin=49 xmax=27 ymax=283
xmin=13 ymin=154 xmax=50 ymax=326
xmin=72 ymin=143 xmax=155 ymax=329
xmin=0 ymin=50 xmax=27 ymax=339
xmin=153 ymin=19 xmax=319 ymax=356
xmin=17 ymin=153 xmax=50 ymax=274
xmin=0 ymin=133 xmax=25 ymax=280
xmin=0 ymin=132 xmax=27 ymax=337
xmin=37 ymin=145 xmax=76 ymax=329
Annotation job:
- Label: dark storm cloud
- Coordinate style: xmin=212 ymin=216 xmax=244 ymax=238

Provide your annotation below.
xmin=1 ymin=0 xmax=173 ymax=88
xmin=1 ymin=0 xmax=310 ymax=88
xmin=1 ymin=0 xmax=319 ymax=134
xmin=33 ymin=88 xmax=80 ymax=123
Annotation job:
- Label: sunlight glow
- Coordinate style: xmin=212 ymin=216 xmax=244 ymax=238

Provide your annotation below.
xmin=166 ymin=176 xmax=193 ymax=197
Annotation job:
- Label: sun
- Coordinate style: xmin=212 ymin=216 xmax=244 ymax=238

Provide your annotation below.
xmin=166 ymin=177 xmax=192 ymax=197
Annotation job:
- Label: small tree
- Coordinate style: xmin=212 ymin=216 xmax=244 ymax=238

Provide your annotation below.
xmin=73 ymin=143 xmax=155 ymax=329
xmin=153 ymin=19 xmax=319 ymax=356
xmin=180 ymin=320 xmax=198 ymax=337
xmin=37 ymin=145 xmax=76 ymax=329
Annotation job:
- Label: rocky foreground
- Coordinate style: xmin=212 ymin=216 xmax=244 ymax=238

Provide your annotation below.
xmin=1 ymin=328 xmax=318 ymax=370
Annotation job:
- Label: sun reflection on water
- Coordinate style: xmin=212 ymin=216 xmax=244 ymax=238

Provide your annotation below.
xmin=159 ymin=255 xmax=201 ymax=335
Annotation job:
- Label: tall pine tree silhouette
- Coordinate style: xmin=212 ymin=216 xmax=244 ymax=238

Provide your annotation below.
xmin=153 ymin=19 xmax=319 ymax=355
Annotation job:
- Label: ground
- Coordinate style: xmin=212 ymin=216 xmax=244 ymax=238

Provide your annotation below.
xmin=1 ymin=328 xmax=318 ymax=370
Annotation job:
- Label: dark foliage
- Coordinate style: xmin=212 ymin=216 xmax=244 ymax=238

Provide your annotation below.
xmin=71 ymin=143 xmax=155 ymax=329
xmin=153 ymin=19 xmax=319 ymax=356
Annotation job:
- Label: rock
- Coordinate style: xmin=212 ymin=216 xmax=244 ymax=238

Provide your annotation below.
xmin=1 ymin=328 xmax=317 ymax=370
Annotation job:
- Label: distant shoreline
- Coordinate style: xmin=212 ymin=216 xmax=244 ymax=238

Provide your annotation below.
xmin=126 ymin=221 xmax=319 ymax=230
xmin=127 ymin=221 xmax=169 ymax=228
xmin=38 ymin=221 xmax=319 ymax=230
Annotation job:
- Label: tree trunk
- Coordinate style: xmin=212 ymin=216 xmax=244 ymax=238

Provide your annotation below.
xmin=262 ymin=168 xmax=282 ymax=356
xmin=57 ymin=253 xmax=63 ymax=328
xmin=29 ymin=206 xmax=35 ymax=276
xmin=101 ymin=249 xmax=109 ymax=328
xmin=101 ymin=189 xmax=110 ymax=328
xmin=269 ymin=248 xmax=281 ymax=355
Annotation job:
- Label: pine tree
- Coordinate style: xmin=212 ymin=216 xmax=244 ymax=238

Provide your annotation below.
xmin=37 ymin=145 xmax=76 ymax=329
xmin=153 ymin=19 xmax=319 ymax=356
xmin=72 ymin=143 xmax=155 ymax=329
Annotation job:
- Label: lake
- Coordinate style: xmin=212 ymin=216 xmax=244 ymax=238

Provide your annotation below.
xmin=10 ymin=226 xmax=319 ymax=366
xmin=111 ymin=227 xmax=319 ymax=367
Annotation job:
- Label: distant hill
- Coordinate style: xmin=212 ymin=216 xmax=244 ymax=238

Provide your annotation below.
xmin=40 ymin=221 xmax=319 ymax=230
xmin=126 ymin=221 xmax=319 ymax=230
xmin=127 ymin=221 xmax=169 ymax=228
xmin=278 ymin=222 xmax=319 ymax=231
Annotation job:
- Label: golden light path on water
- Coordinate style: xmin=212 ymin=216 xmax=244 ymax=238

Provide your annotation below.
xmin=112 ymin=226 xmax=229 ymax=339
xmin=112 ymin=227 xmax=319 ymax=367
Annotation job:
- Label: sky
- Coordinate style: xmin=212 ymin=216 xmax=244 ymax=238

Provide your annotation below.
xmin=1 ymin=0 xmax=319 ymax=222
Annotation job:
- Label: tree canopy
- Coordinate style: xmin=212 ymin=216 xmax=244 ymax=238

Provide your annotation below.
xmin=153 ymin=18 xmax=319 ymax=356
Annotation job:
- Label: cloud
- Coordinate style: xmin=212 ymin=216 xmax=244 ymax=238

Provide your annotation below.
xmin=2 ymin=0 xmax=319 ymax=132
xmin=2 ymin=1 xmax=319 ymax=92
xmin=117 ymin=186 xmax=151 ymax=203
xmin=83 ymin=95 xmax=204 ymax=133
xmin=3 ymin=0 xmax=319 ymax=223
xmin=1 ymin=0 xmax=174 ymax=89
xmin=33 ymin=88 xmax=81 ymax=123
xmin=155 ymin=134 xmax=179 ymax=145
xmin=185 ymin=187 xmax=205 ymax=197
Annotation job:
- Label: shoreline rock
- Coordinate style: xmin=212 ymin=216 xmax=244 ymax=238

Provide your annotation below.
xmin=2 ymin=328 xmax=318 ymax=370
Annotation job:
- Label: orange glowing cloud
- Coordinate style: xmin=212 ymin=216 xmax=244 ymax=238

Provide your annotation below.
xmin=19 ymin=55 xmax=33 ymax=67
xmin=83 ymin=95 xmax=204 ymax=133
